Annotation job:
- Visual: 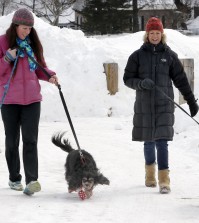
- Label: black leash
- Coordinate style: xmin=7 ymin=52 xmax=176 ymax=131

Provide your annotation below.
xmin=17 ymin=47 xmax=86 ymax=164
xmin=156 ymin=86 xmax=199 ymax=125
xmin=57 ymin=84 xmax=85 ymax=164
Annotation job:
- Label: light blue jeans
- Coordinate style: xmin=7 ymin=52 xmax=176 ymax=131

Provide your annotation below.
xmin=144 ymin=139 xmax=168 ymax=170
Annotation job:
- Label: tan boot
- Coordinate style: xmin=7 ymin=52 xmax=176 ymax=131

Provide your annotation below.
xmin=158 ymin=169 xmax=171 ymax=194
xmin=145 ymin=163 xmax=157 ymax=187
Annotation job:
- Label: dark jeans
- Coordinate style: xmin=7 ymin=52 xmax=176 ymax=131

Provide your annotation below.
xmin=1 ymin=102 xmax=41 ymax=184
xmin=144 ymin=139 xmax=168 ymax=170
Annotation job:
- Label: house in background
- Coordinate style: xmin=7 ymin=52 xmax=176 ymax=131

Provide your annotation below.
xmin=73 ymin=0 xmax=85 ymax=30
xmin=57 ymin=7 xmax=76 ymax=29
xmin=138 ymin=3 xmax=177 ymax=30
xmin=73 ymin=0 xmax=178 ymax=32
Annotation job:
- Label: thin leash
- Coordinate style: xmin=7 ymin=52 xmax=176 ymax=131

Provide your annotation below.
xmin=1 ymin=46 xmax=86 ymax=165
xmin=155 ymin=86 xmax=199 ymax=125
xmin=57 ymin=84 xmax=86 ymax=165
xmin=0 ymin=50 xmax=20 ymax=109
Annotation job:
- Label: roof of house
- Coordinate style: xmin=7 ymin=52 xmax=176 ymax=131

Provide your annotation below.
xmin=73 ymin=0 xmax=85 ymax=11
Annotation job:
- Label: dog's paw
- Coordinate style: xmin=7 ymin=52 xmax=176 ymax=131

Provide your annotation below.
xmin=78 ymin=190 xmax=87 ymax=200
xmin=85 ymin=190 xmax=93 ymax=199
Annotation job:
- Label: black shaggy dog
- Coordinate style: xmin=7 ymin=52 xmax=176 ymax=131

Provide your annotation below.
xmin=51 ymin=132 xmax=110 ymax=199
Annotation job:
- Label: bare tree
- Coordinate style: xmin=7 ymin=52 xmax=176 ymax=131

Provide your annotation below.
xmin=174 ymin=0 xmax=192 ymax=14
xmin=132 ymin=0 xmax=152 ymax=33
xmin=39 ymin=0 xmax=76 ymax=25
xmin=132 ymin=0 xmax=139 ymax=32
xmin=20 ymin=0 xmax=76 ymax=26
xmin=174 ymin=0 xmax=192 ymax=28
xmin=0 ymin=0 xmax=11 ymax=15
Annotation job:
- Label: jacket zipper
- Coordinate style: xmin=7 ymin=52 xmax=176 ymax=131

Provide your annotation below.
xmin=152 ymin=46 xmax=156 ymax=139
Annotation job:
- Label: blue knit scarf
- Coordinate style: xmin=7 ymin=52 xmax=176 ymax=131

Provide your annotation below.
xmin=16 ymin=37 xmax=37 ymax=72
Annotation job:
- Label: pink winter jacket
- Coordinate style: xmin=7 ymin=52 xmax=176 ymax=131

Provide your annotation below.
xmin=0 ymin=34 xmax=55 ymax=105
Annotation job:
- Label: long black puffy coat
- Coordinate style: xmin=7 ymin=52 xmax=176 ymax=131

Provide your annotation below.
xmin=123 ymin=42 xmax=194 ymax=142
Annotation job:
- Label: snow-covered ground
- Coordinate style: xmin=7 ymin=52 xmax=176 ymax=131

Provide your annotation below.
xmin=1 ymin=12 xmax=199 ymax=223
xmin=0 ymin=117 xmax=199 ymax=223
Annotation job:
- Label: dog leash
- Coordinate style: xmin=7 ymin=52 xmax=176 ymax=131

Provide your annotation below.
xmin=7 ymin=46 xmax=86 ymax=165
xmin=155 ymin=86 xmax=199 ymax=125
xmin=0 ymin=50 xmax=20 ymax=109
xmin=57 ymin=84 xmax=86 ymax=165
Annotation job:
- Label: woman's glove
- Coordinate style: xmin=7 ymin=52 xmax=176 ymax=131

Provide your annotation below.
xmin=187 ymin=99 xmax=199 ymax=117
xmin=5 ymin=48 xmax=17 ymax=62
xmin=139 ymin=78 xmax=155 ymax=90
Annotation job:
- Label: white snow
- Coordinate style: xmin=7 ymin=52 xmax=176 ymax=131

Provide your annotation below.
xmin=0 ymin=12 xmax=199 ymax=223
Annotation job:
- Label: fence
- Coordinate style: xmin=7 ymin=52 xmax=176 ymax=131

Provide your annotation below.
xmin=103 ymin=63 xmax=118 ymax=95
xmin=179 ymin=58 xmax=194 ymax=104
xmin=103 ymin=59 xmax=194 ymax=103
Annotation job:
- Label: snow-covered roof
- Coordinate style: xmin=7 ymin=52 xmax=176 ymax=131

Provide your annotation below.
xmin=138 ymin=0 xmax=176 ymax=10
xmin=73 ymin=0 xmax=85 ymax=11
xmin=141 ymin=4 xmax=176 ymax=10
xmin=138 ymin=0 xmax=174 ymax=4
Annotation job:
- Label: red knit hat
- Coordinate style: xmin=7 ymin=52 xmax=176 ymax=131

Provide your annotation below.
xmin=146 ymin=17 xmax=163 ymax=33
xmin=12 ymin=8 xmax=34 ymax=27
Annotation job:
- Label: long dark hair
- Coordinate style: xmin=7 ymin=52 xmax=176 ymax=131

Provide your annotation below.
xmin=6 ymin=23 xmax=46 ymax=67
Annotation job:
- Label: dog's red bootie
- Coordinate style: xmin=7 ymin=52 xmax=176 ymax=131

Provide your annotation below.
xmin=78 ymin=189 xmax=87 ymax=200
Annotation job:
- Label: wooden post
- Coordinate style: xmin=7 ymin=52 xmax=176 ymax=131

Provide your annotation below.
xmin=179 ymin=58 xmax=194 ymax=104
xmin=103 ymin=63 xmax=118 ymax=95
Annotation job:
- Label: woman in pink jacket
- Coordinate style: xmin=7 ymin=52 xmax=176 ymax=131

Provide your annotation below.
xmin=0 ymin=8 xmax=58 ymax=195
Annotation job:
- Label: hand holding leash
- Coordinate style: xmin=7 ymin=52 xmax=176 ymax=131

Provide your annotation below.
xmin=49 ymin=74 xmax=58 ymax=85
xmin=5 ymin=48 xmax=17 ymax=62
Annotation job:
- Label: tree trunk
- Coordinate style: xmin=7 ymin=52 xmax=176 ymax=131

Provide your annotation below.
xmin=2 ymin=2 xmax=5 ymax=16
xmin=132 ymin=0 xmax=139 ymax=33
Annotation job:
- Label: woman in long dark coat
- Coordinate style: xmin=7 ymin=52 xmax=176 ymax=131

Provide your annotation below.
xmin=123 ymin=17 xmax=198 ymax=194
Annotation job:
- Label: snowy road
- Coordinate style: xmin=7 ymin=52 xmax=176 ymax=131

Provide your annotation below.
xmin=0 ymin=117 xmax=199 ymax=223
